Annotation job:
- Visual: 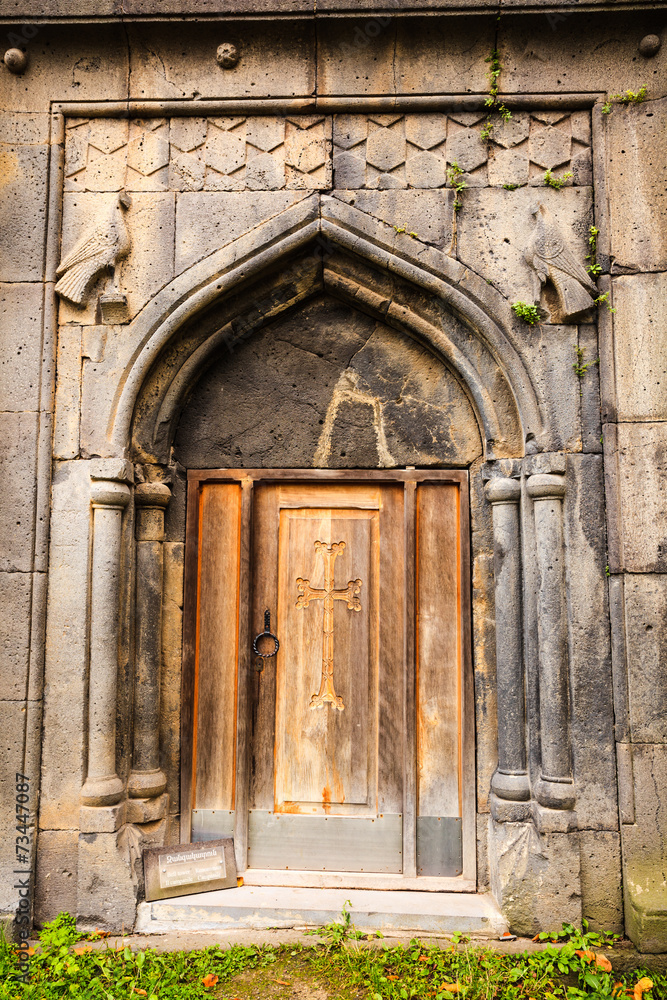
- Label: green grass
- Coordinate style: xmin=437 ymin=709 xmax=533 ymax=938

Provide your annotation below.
xmin=2 ymin=914 xmax=666 ymax=1000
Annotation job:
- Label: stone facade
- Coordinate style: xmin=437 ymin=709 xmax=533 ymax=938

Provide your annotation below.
xmin=0 ymin=1 xmax=666 ymax=951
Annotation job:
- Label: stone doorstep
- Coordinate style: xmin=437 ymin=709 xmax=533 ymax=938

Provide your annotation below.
xmin=134 ymin=886 xmax=508 ymax=937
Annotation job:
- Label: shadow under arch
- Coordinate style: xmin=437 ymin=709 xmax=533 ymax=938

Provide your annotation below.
xmin=111 ymin=194 xmax=546 ymax=464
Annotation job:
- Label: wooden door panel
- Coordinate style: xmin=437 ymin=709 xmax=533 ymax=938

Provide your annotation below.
xmin=194 ymin=483 xmax=241 ymax=811
xmin=185 ymin=471 xmax=471 ymax=883
xmin=275 ymin=508 xmax=379 ymax=814
xmin=417 ymin=483 xmax=461 ymax=819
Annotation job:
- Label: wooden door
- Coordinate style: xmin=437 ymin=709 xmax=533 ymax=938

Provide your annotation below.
xmin=182 ymin=471 xmax=474 ymax=889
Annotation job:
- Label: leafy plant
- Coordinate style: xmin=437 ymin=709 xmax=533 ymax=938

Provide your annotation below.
xmin=595 ymin=291 xmax=616 ymax=314
xmin=446 ymin=160 xmax=467 ymax=212
xmin=512 ymin=300 xmax=542 ymax=325
xmin=586 ymin=225 xmax=602 ymax=276
xmin=573 ymin=344 xmax=599 ymax=379
xmin=603 ymin=85 xmax=648 ymax=114
xmin=314 ymin=900 xmax=364 ymax=949
xmin=544 ymin=168 xmax=573 ymax=190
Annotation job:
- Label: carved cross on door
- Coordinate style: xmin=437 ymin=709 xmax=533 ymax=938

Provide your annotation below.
xmin=295 ymin=540 xmax=362 ymax=711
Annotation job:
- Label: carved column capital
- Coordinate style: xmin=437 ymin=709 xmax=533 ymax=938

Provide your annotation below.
xmin=485 ymin=477 xmax=521 ymax=505
xmin=135 ymin=482 xmax=171 ymax=508
xmin=526 ymin=473 xmax=566 ymax=500
xmin=91 ymin=480 xmax=131 ymax=509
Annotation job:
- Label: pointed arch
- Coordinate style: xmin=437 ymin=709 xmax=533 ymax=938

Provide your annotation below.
xmin=108 ymin=194 xmax=546 ymax=463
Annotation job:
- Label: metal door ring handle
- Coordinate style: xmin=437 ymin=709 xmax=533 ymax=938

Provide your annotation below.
xmin=253 ymin=631 xmax=280 ymax=658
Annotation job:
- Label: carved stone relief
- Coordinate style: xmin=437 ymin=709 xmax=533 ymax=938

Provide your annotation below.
xmin=525 ymin=203 xmax=597 ymax=323
xmin=55 ymin=191 xmax=132 ymax=307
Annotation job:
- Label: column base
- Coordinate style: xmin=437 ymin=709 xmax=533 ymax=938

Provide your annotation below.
xmin=80 ymin=802 xmax=126 ymax=833
xmin=490 ymin=792 xmax=532 ymax=823
xmin=491 ymin=769 xmax=531 ymax=802
xmin=534 ymin=775 xmax=576 ymax=811
xmin=532 ymin=801 xmax=578 ymax=833
xmin=128 ymin=768 xmax=167 ymax=799
xmin=81 ymin=774 xmax=124 ymax=807
xmin=126 ymin=792 xmax=168 ymax=824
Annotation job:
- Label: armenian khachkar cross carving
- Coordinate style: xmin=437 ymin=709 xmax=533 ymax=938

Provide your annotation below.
xmin=295 ymin=540 xmax=362 ymax=711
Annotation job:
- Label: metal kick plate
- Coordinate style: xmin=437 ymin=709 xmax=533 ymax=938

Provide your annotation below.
xmin=192 ymin=809 xmax=235 ymax=843
xmin=416 ymin=816 xmax=462 ymax=876
xmin=247 ymin=811 xmax=403 ymax=872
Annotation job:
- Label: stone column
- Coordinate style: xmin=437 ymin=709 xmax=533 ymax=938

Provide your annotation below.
xmin=128 ymin=483 xmax=170 ymax=800
xmin=486 ymin=477 xmax=530 ymax=804
xmin=81 ymin=479 xmax=131 ymax=807
xmin=526 ymin=472 xmax=575 ymax=811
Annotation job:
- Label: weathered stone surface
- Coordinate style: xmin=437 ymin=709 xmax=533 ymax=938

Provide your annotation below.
xmin=623 ymin=574 xmax=667 ymax=744
xmin=76 ymin=830 xmax=137 ymax=932
xmin=520 ymin=324 xmax=581 ymax=453
xmin=614 ymin=422 xmax=667 ymax=573
xmin=54 ymin=326 xmax=82 ymax=460
xmin=500 ymin=14 xmax=667 ymax=100
xmin=0 ymin=412 xmax=39 ymax=573
xmin=127 ymin=21 xmax=315 ymax=101
xmin=488 ymin=818 xmax=582 ymax=937
xmin=564 ymin=455 xmax=617 ymax=830
xmin=622 ymin=744 xmax=667 ymax=953
xmin=611 ymin=273 xmax=667 ymax=421
xmin=0 ymin=284 xmax=43 ymax=412
xmin=607 ymin=99 xmax=667 ymax=272
xmin=457 ymin=186 xmax=593 ymax=305
xmin=0 ymin=112 xmax=50 ymax=146
xmin=318 ymin=16 xmax=494 ymax=96
xmin=0 ymin=144 xmax=48 ymax=282
xmin=335 ymin=190 xmax=453 ymax=250
xmin=0 ymin=26 xmax=129 ymax=113
xmin=175 ymin=191 xmax=308 ymax=272
xmin=34 ymin=829 xmax=79 ymax=928
xmin=579 ymin=831 xmax=624 ymax=934
xmin=173 ymin=294 xmax=482 ymax=469
xmin=40 ymin=461 xmax=91 ymax=830
xmin=0 ymin=574 xmax=32 ymax=700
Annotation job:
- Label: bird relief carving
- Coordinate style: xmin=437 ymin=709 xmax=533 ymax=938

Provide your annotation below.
xmin=525 ymin=203 xmax=597 ymax=324
xmin=55 ymin=192 xmax=132 ymax=318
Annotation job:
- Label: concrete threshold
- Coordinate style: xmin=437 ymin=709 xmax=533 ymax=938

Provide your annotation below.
xmin=135 ymin=886 xmax=508 ymax=937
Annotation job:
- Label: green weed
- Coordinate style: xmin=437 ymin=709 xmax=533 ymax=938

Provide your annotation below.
xmin=512 ymin=301 xmax=542 ymax=325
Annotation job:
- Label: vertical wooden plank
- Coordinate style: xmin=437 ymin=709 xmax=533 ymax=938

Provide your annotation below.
xmin=377 ymin=484 xmax=405 ymax=815
xmin=416 ymin=483 xmax=460 ymax=818
xmin=194 ymin=483 xmax=242 ymax=811
xmin=403 ymin=480 xmax=417 ymax=877
xmin=180 ymin=478 xmax=200 ymax=844
xmin=249 ymin=483 xmax=280 ymax=812
xmin=458 ymin=473 xmax=476 ymax=882
xmin=234 ymin=478 xmax=254 ymax=872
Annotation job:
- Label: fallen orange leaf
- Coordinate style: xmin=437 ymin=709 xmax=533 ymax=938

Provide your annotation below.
xmin=73 ymin=945 xmax=93 ymax=955
xmin=419 ymin=956 xmax=430 ymax=962
xmin=387 ymin=975 xmax=399 ymax=981
xmin=134 ymin=991 xmax=148 ymax=996
xmin=532 ymin=934 xmax=541 ymax=942
xmin=202 ymin=973 xmax=219 ymax=988
xmin=237 ymin=876 xmax=244 ymax=887
xmin=634 ymin=978 xmax=653 ymax=1000
xmin=441 ymin=984 xmax=461 ymax=994
xmin=271 ymin=979 xmax=291 ymax=986
xmin=594 ymin=953 xmax=612 ymax=972
xmin=575 ymin=949 xmax=596 ymax=963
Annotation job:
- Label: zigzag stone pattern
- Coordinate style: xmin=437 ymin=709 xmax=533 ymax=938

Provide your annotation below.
xmin=63 ymin=111 xmax=591 ymax=194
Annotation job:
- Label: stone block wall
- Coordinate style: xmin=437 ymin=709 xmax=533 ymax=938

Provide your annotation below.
xmin=0 ymin=3 xmax=665 ymax=949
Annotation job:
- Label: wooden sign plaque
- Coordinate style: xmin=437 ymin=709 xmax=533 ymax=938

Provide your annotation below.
xmin=143 ymin=837 xmax=236 ymax=901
